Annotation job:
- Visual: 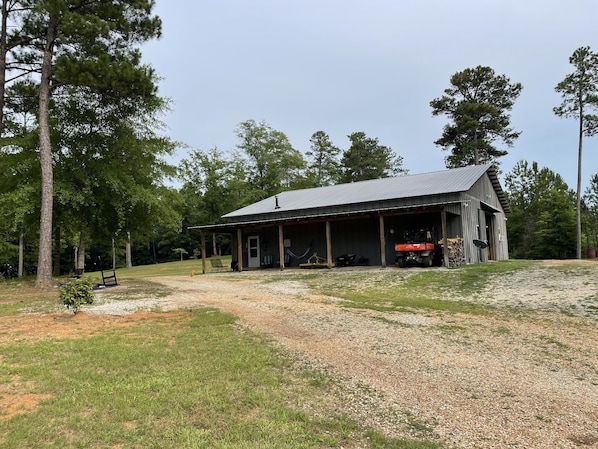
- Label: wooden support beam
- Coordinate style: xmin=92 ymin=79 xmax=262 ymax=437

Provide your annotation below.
xmin=379 ymin=215 xmax=387 ymax=267
xmin=441 ymin=208 xmax=449 ymax=268
xmin=201 ymin=231 xmax=206 ymax=274
xmin=278 ymin=224 xmax=285 ymax=270
xmin=237 ymin=228 xmax=243 ymax=272
xmin=325 ymin=221 xmax=332 ymax=268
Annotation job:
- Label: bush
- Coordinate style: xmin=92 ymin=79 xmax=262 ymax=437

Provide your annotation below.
xmin=0 ymin=263 xmax=17 ymax=281
xmin=60 ymin=278 xmax=95 ymax=313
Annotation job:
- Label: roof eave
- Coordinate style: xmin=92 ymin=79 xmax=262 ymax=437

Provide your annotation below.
xmin=485 ymin=165 xmax=511 ymax=213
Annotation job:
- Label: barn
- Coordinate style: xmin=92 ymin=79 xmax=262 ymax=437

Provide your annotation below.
xmin=191 ymin=164 xmax=510 ymax=272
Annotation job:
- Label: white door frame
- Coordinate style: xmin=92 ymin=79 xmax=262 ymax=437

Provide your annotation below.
xmin=247 ymin=235 xmax=260 ymax=268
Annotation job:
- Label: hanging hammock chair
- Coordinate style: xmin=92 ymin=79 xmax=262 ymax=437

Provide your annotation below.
xmin=285 ymin=241 xmax=312 ymax=260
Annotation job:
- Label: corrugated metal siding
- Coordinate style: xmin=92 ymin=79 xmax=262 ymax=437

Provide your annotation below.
xmin=229 ymin=212 xmax=507 ymax=269
xmin=458 ymin=174 xmax=510 ymax=263
xmin=232 ymin=223 xmax=327 ymax=267
xmin=331 ymin=218 xmax=381 ymax=264
xmin=475 ymin=174 xmax=509 ymax=261
xmin=281 ymin=222 xmax=327 ymax=266
xmin=491 ymin=211 xmax=509 ymax=260
xmin=461 ymin=197 xmax=481 ymax=263
xmin=470 ymin=175 xmax=502 ymax=212
xmin=274 ymin=220 xmax=383 ymax=266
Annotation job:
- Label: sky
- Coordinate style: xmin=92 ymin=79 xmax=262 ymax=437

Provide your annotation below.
xmin=141 ymin=0 xmax=598 ymax=191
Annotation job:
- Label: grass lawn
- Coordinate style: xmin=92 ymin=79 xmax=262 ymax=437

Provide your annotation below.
xmin=1 ymin=258 xmax=594 ymax=447
xmin=1 ymin=309 xmax=363 ymax=448
xmin=281 ymin=259 xmax=541 ymax=315
xmin=0 ymin=259 xmax=442 ymax=449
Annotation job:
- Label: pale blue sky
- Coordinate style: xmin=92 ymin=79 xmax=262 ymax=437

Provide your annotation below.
xmin=142 ymin=0 xmax=598 ymax=190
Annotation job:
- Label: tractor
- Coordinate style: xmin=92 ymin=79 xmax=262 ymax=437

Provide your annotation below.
xmin=394 ymin=229 xmax=439 ymax=268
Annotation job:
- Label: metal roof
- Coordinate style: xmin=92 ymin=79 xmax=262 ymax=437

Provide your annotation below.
xmin=223 ymin=164 xmax=510 ymax=220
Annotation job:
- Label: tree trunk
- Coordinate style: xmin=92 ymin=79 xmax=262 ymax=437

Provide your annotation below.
xmin=18 ymin=233 xmax=24 ymax=277
xmin=53 ymin=225 xmax=61 ymax=276
xmin=77 ymin=228 xmax=86 ymax=273
xmin=35 ymin=16 xmax=58 ymax=288
xmin=112 ymin=238 xmax=116 ymax=270
xmin=576 ymin=97 xmax=583 ymax=259
xmin=473 ymin=129 xmax=479 ymax=165
xmin=0 ymin=0 xmax=8 ymax=135
xmin=126 ymin=231 xmax=132 ymax=268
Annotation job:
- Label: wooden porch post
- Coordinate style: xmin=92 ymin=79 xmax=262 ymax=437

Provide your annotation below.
xmin=441 ymin=208 xmax=449 ymax=268
xmin=278 ymin=224 xmax=285 ymax=270
xmin=379 ymin=215 xmax=387 ymax=267
xmin=237 ymin=228 xmax=243 ymax=272
xmin=200 ymin=231 xmax=206 ymax=274
xmin=325 ymin=221 xmax=333 ymax=268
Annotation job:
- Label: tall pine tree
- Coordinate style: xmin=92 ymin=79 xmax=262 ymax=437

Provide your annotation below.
xmin=8 ymin=1 xmax=162 ymax=287
xmin=554 ymin=46 xmax=598 ymax=259
xmin=430 ymin=66 xmax=522 ymax=168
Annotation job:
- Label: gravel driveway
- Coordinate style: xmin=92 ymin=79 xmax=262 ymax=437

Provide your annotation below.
xmin=90 ymin=263 xmax=598 ymax=449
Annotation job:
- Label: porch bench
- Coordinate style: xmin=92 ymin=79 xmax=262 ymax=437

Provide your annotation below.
xmin=209 ymin=258 xmax=229 ymax=272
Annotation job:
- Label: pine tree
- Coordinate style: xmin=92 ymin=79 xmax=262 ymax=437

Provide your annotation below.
xmin=7 ymin=1 xmax=162 ymax=287
xmin=554 ymin=46 xmax=598 ymax=259
xmin=430 ymin=66 xmax=522 ymax=168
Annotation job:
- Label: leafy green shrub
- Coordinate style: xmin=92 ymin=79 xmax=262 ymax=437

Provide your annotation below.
xmin=60 ymin=278 xmax=95 ymax=312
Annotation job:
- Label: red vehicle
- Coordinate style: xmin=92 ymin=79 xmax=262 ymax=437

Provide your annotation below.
xmin=395 ymin=229 xmax=438 ymax=268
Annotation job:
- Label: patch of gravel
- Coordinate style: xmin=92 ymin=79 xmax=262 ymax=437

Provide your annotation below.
xmin=479 ymin=267 xmax=598 ymax=317
xmin=86 ymin=297 xmax=164 ymax=315
xmin=85 ymin=263 xmax=598 ymax=449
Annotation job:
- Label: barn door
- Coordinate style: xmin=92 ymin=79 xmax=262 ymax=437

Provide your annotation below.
xmin=485 ymin=213 xmax=495 ymax=260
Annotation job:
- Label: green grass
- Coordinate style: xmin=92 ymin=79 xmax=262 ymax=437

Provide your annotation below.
xmin=301 ymin=260 xmax=538 ymax=315
xmin=2 ymin=257 xmax=580 ymax=448
xmin=2 ymin=309 xmax=330 ymax=447
xmin=0 ymin=301 xmax=442 ymax=448
xmin=438 ymin=259 xmax=536 ymax=295
xmin=0 ymin=278 xmax=58 ymax=316
xmin=539 ymin=335 xmax=569 ymax=350
xmin=96 ymin=256 xmax=234 ymax=281
xmin=340 ymin=292 xmax=491 ymax=315
xmin=0 ymin=258 xmax=232 ymax=316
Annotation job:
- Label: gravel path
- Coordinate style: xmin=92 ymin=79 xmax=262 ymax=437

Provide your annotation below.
xmin=89 ymin=264 xmax=598 ymax=448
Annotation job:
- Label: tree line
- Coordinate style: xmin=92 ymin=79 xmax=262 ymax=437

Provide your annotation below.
xmin=0 ymin=1 xmax=597 ymax=284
